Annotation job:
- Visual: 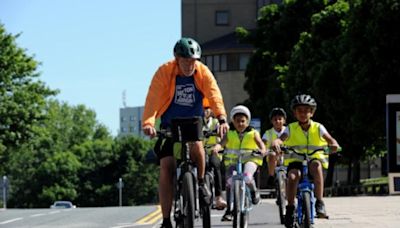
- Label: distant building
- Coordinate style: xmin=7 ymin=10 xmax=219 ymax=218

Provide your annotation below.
xmin=182 ymin=0 xmax=277 ymax=111
xmin=119 ymin=106 xmax=144 ymax=137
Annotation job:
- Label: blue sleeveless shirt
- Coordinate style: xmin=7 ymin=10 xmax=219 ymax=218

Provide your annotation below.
xmin=161 ymin=75 xmax=204 ymax=128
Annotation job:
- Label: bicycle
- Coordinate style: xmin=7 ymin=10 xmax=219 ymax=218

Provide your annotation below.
xmin=280 ymin=146 xmax=334 ymax=228
xmin=271 ymin=150 xmax=287 ymax=225
xmin=157 ymin=116 xmax=211 ymax=228
xmin=227 ymin=149 xmax=263 ymax=228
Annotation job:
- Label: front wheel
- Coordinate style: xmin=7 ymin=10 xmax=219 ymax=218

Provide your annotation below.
xmin=182 ymin=172 xmax=195 ymax=228
xmin=276 ymin=170 xmax=287 ymax=224
xmin=202 ymin=173 xmax=212 ymax=228
xmin=232 ymin=180 xmax=241 ymax=228
xmin=239 ymin=187 xmax=250 ymax=228
xmin=301 ymin=191 xmax=312 ymax=228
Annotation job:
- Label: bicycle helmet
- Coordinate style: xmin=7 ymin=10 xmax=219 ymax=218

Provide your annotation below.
xmin=230 ymin=105 xmax=251 ymax=122
xmin=269 ymin=107 xmax=287 ymax=120
xmin=173 ymin=37 xmax=202 ymax=59
xmin=290 ymin=94 xmax=317 ymax=110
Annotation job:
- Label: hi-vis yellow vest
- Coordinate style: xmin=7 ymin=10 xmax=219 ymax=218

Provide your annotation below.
xmin=263 ymin=128 xmax=280 ymax=150
xmin=284 ymin=121 xmax=329 ymax=169
xmin=203 ymin=118 xmax=222 ymax=158
xmin=224 ymin=128 xmax=263 ymax=166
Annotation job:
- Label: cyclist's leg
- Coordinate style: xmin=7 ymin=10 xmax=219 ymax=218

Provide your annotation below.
xmin=309 ymin=159 xmax=327 ymax=216
xmin=309 ymin=159 xmax=323 ymax=200
xmin=243 ymin=161 xmax=260 ymax=204
xmin=267 ymin=152 xmax=278 ymax=187
xmin=209 ymin=153 xmax=226 ymax=208
xmin=189 ymin=141 xmax=211 ymax=204
xmin=189 ymin=141 xmax=206 ymax=179
xmin=221 ymin=164 xmax=235 ymax=221
xmin=285 ymin=162 xmax=301 ymax=228
xmin=156 ymin=138 xmax=176 ymax=225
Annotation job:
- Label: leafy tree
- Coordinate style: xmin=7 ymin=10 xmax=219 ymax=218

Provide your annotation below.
xmin=0 ymin=23 xmax=57 ymax=175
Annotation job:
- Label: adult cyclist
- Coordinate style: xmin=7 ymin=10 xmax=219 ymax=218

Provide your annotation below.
xmin=142 ymin=37 xmax=230 ymax=228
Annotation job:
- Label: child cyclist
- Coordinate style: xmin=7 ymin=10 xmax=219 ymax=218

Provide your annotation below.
xmin=262 ymin=107 xmax=287 ymax=188
xmin=202 ymin=98 xmax=227 ymax=210
xmin=212 ymin=105 xmax=267 ymax=221
xmin=271 ymin=94 xmax=340 ymax=228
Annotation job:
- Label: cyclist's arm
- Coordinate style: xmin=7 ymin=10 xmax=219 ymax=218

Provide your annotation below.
xmin=320 ymin=124 xmax=340 ymax=152
xmin=254 ymin=131 xmax=267 ymax=155
xmin=271 ymin=133 xmax=288 ymax=153
xmin=212 ymin=134 xmax=227 ymax=154
xmin=322 ymin=132 xmax=340 ymax=152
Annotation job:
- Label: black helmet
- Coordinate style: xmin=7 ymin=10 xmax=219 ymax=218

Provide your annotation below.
xmin=269 ymin=107 xmax=287 ymax=120
xmin=290 ymin=94 xmax=317 ymax=110
xmin=173 ymin=37 xmax=202 ymax=59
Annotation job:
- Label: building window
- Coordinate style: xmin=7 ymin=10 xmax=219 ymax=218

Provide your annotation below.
xmin=206 ymin=56 xmax=213 ymax=70
xmin=239 ymin=53 xmax=250 ymax=70
xmin=130 ymin=116 xmax=136 ymax=121
xmin=213 ymin=55 xmax=220 ymax=72
xmin=220 ymin=55 xmax=227 ymax=71
xmin=215 ymin=10 xmax=229 ymax=26
xmin=120 ymin=117 xmax=126 ymax=122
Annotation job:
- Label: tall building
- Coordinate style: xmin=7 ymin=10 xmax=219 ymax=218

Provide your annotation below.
xmin=119 ymin=106 xmax=144 ymax=137
xmin=182 ymin=0 xmax=274 ymax=112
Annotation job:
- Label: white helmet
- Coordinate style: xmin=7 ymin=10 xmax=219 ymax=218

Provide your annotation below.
xmin=230 ymin=105 xmax=251 ymax=122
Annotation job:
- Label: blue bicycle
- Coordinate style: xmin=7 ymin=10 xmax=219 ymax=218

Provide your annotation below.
xmin=227 ymin=149 xmax=262 ymax=228
xmin=280 ymin=146 xmax=331 ymax=228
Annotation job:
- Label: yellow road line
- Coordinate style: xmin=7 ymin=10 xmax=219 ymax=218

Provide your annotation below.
xmin=135 ymin=205 xmax=162 ymax=225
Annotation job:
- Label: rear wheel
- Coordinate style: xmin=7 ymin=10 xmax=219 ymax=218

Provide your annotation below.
xmin=182 ymin=172 xmax=195 ymax=228
xmin=301 ymin=191 xmax=312 ymax=228
xmin=276 ymin=170 xmax=287 ymax=224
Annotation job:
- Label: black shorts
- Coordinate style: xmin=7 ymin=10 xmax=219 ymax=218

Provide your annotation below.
xmin=287 ymin=161 xmax=315 ymax=180
xmin=154 ymin=137 xmax=174 ymax=160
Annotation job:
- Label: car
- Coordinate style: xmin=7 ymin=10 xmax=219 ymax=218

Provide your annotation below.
xmin=50 ymin=201 xmax=76 ymax=209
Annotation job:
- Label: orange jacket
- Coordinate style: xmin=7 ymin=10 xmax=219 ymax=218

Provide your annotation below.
xmin=142 ymin=59 xmax=227 ymax=128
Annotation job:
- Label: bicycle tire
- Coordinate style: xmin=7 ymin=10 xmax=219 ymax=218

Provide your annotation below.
xmin=182 ymin=172 xmax=195 ymax=228
xmin=233 ymin=180 xmax=241 ymax=228
xmin=276 ymin=170 xmax=287 ymax=224
xmin=301 ymin=191 xmax=312 ymax=228
xmin=239 ymin=187 xmax=250 ymax=228
xmin=202 ymin=173 xmax=212 ymax=228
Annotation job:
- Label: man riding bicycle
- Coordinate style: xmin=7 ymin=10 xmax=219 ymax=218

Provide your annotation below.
xmin=142 ymin=37 xmax=229 ymax=228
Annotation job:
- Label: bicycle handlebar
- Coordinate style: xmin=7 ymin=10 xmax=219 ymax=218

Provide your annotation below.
xmin=280 ymin=146 xmax=342 ymax=156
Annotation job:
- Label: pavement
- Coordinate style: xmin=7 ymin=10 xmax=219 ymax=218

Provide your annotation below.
xmin=314 ymin=195 xmax=400 ymax=227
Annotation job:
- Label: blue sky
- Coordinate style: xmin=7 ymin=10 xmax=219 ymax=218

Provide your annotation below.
xmin=0 ymin=0 xmax=181 ymax=136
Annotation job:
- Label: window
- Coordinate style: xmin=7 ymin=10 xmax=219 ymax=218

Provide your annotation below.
xmin=206 ymin=56 xmax=213 ymax=70
xmin=213 ymin=55 xmax=220 ymax=72
xmin=120 ymin=116 xmax=126 ymax=122
xmin=220 ymin=55 xmax=227 ymax=71
xmin=215 ymin=11 xmax=229 ymax=26
xmin=239 ymin=53 xmax=250 ymax=70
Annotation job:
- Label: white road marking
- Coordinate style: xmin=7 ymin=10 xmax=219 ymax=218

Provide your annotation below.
xmin=0 ymin=217 xmax=23 ymax=225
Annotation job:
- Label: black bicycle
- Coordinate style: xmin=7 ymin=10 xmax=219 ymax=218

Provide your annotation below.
xmin=158 ymin=117 xmax=211 ymax=228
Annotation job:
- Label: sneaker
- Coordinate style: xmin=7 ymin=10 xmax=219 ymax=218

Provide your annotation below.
xmin=199 ymin=183 xmax=212 ymax=205
xmin=221 ymin=210 xmax=233 ymax=222
xmin=267 ymin=175 xmax=276 ymax=188
xmin=215 ymin=196 xmax=227 ymax=210
xmin=160 ymin=219 xmax=172 ymax=228
xmin=315 ymin=199 xmax=328 ymax=218
xmin=251 ymin=190 xmax=260 ymax=205
xmin=285 ymin=205 xmax=295 ymax=228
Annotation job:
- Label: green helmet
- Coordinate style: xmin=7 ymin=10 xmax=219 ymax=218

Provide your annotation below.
xmin=173 ymin=37 xmax=202 ymax=59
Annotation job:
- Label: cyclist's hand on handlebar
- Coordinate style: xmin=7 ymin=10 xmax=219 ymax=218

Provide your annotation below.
xmin=218 ymin=122 xmax=229 ymax=138
xmin=212 ymin=144 xmax=223 ymax=154
xmin=328 ymin=144 xmax=341 ymax=153
xmin=143 ymin=125 xmax=157 ymax=138
xmin=271 ymin=139 xmax=283 ymax=153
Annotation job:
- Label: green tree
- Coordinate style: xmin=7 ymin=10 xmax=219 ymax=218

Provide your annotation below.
xmin=0 ymin=24 xmax=57 ymax=175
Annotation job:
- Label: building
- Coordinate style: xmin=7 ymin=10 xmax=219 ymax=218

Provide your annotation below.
xmin=181 ymin=0 xmax=277 ymax=111
xmin=119 ymin=106 xmax=144 ymax=137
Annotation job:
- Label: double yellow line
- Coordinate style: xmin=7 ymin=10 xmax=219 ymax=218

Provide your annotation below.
xmin=135 ymin=205 xmax=162 ymax=225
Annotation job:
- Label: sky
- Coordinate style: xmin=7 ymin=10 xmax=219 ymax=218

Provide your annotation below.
xmin=0 ymin=0 xmax=181 ymax=136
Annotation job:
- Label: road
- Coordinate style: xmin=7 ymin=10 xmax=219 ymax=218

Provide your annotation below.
xmin=1 ymin=196 xmax=399 ymax=227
